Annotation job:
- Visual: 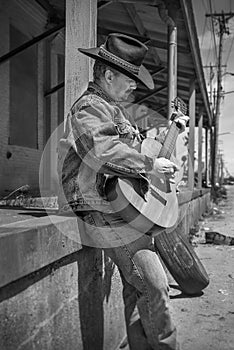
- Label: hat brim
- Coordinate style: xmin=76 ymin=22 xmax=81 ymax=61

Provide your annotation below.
xmin=78 ymin=47 xmax=154 ymax=90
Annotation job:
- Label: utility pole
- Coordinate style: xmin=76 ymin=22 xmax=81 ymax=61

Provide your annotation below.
xmin=203 ymin=64 xmax=226 ymax=107
xmin=206 ymin=11 xmax=234 ymax=196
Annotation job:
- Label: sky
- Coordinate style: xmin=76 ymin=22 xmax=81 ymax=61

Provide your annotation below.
xmin=192 ymin=0 xmax=234 ymax=176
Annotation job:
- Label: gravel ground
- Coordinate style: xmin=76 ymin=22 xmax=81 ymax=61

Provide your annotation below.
xmin=170 ymin=185 xmax=234 ymax=350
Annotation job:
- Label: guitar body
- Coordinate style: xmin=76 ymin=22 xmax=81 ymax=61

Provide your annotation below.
xmin=106 ymin=138 xmax=179 ymax=233
xmin=106 ymin=97 xmax=188 ymax=233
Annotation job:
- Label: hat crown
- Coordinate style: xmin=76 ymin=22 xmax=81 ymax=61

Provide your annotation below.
xmin=78 ymin=32 xmax=154 ymax=89
xmin=104 ymin=33 xmax=148 ymax=67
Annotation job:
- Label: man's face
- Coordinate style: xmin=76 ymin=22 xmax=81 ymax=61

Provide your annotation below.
xmin=109 ymin=72 xmax=138 ymax=101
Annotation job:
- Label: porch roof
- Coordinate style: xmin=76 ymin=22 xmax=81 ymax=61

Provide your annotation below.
xmin=35 ymin=0 xmax=212 ymax=127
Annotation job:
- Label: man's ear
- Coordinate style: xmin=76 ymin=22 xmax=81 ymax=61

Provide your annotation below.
xmin=105 ymin=69 xmax=114 ymax=85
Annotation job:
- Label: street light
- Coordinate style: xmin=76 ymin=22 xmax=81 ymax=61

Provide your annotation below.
xmin=222 ymin=90 xmax=234 ymax=95
xmin=218 ymin=132 xmax=234 ymax=136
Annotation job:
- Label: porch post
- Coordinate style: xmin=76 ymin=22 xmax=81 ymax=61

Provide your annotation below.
xmin=64 ymin=0 xmax=97 ymax=118
xmin=197 ymin=112 xmax=203 ymax=188
xmin=188 ymin=80 xmax=196 ymax=190
xmin=205 ymin=127 xmax=209 ymax=186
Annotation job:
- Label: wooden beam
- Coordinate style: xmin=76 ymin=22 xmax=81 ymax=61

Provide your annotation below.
xmin=64 ymin=0 xmax=97 ymax=116
xmin=0 ymin=23 xmax=64 ymax=65
xmin=123 ymin=3 xmax=147 ymax=36
xmin=197 ymin=113 xmax=203 ymax=188
xmin=152 ymin=66 xmax=167 ymax=77
xmin=110 ymin=0 xmax=158 ymax=5
xmin=97 ymin=1 xmax=113 ymax=10
xmin=134 ymin=84 xmax=167 ymax=104
xmin=123 ymin=3 xmax=161 ymax=66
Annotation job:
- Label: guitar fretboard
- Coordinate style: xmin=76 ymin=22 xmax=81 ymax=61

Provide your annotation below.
xmin=158 ymin=97 xmax=188 ymax=159
xmin=158 ymin=123 xmax=180 ymax=159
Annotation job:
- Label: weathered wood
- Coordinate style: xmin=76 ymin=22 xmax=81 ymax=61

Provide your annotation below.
xmin=205 ymin=128 xmax=209 ymax=185
xmin=197 ymin=113 xmax=203 ymax=188
xmin=188 ymin=80 xmax=195 ymax=190
xmin=64 ymin=0 xmax=97 ymax=117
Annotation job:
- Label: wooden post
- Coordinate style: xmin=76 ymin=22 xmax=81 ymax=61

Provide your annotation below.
xmin=197 ymin=113 xmax=203 ymax=189
xmin=188 ymin=80 xmax=195 ymax=190
xmin=205 ymin=128 xmax=209 ymax=186
xmin=64 ymin=0 xmax=97 ymax=118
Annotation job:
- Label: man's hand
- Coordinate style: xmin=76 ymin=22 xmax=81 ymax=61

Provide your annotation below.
xmin=172 ymin=111 xmax=190 ymax=133
xmin=148 ymin=157 xmax=179 ymax=182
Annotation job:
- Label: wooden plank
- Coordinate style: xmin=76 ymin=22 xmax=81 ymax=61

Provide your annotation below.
xmin=64 ymin=0 xmax=97 ymax=117
xmin=188 ymin=80 xmax=195 ymax=190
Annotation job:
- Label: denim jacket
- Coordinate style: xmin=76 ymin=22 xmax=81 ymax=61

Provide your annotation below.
xmin=57 ymin=82 xmax=153 ymax=213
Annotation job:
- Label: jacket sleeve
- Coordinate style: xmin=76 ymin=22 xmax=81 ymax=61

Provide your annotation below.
xmin=67 ymin=96 xmax=153 ymax=177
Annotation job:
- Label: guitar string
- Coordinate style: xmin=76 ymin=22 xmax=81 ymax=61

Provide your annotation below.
xmin=159 ymin=123 xmax=179 ymax=159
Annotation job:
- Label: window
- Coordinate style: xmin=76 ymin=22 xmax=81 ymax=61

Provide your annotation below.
xmin=9 ymin=25 xmax=38 ymax=148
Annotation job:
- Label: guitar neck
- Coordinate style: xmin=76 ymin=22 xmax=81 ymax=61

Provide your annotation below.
xmin=158 ymin=122 xmax=180 ymax=159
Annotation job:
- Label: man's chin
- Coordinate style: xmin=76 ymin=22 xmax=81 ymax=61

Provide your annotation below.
xmin=123 ymin=92 xmax=134 ymax=101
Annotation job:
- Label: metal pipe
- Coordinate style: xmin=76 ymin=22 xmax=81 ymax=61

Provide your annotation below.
xmin=157 ymin=1 xmax=177 ymax=120
xmin=167 ymin=26 xmax=177 ymax=119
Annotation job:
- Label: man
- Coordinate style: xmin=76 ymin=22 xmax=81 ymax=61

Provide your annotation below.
xmin=58 ymin=33 xmax=186 ymax=350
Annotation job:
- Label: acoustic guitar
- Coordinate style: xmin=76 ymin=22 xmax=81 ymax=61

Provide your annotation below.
xmin=105 ymin=97 xmax=188 ymax=233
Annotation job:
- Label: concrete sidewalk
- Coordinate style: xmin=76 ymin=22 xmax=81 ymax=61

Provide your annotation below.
xmin=170 ymin=185 xmax=234 ymax=350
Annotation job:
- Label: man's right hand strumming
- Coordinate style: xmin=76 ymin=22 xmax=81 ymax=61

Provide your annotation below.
xmin=148 ymin=157 xmax=179 ymax=182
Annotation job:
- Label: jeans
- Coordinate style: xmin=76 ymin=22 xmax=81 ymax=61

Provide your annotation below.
xmin=78 ymin=211 xmax=179 ymax=350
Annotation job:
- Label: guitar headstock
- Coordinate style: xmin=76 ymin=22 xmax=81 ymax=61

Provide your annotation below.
xmin=171 ymin=97 xmax=188 ymax=117
xmin=170 ymin=97 xmax=189 ymax=129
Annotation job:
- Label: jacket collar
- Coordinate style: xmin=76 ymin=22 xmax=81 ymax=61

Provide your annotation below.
xmin=87 ymin=82 xmax=115 ymax=104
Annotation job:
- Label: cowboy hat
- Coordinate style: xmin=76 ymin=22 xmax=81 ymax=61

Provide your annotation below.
xmin=78 ymin=33 xmax=154 ymax=90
